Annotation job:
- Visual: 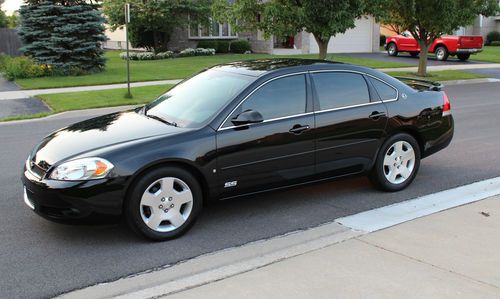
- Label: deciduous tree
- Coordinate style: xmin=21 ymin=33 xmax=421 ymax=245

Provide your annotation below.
xmin=212 ymin=0 xmax=366 ymax=60
xmin=368 ymin=0 xmax=499 ymax=76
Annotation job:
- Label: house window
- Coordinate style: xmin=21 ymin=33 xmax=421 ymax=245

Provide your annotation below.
xmin=189 ymin=19 xmax=238 ymax=39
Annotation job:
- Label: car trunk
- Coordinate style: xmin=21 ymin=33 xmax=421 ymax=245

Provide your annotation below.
xmin=395 ymin=77 xmax=444 ymax=92
xmin=458 ymin=36 xmax=483 ymax=49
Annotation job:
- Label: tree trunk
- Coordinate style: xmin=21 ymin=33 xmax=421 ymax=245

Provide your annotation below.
xmin=417 ymin=40 xmax=428 ymax=77
xmin=313 ymin=34 xmax=330 ymax=60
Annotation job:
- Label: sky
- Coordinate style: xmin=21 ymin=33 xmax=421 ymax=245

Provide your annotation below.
xmin=1 ymin=0 xmax=23 ymax=15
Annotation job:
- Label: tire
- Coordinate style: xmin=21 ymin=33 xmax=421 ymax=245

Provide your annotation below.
xmin=387 ymin=43 xmax=398 ymax=56
xmin=457 ymin=53 xmax=470 ymax=61
xmin=370 ymin=133 xmax=421 ymax=192
xmin=410 ymin=52 xmax=419 ymax=57
xmin=435 ymin=46 xmax=449 ymax=61
xmin=125 ymin=166 xmax=203 ymax=241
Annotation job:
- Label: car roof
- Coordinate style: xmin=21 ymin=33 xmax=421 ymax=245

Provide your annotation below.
xmin=210 ymin=58 xmax=348 ymax=77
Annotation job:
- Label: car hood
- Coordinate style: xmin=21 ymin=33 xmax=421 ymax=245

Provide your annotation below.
xmin=30 ymin=110 xmax=188 ymax=169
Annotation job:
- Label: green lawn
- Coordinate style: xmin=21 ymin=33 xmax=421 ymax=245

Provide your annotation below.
xmin=15 ymin=51 xmax=413 ymax=89
xmin=385 ymin=70 xmax=487 ymax=82
xmin=471 ymin=46 xmax=500 ymax=63
xmin=0 ymin=84 xmax=173 ymax=122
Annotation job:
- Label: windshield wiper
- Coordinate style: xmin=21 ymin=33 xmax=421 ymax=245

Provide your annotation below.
xmin=146 ymin=113 xmax=178 ymax=127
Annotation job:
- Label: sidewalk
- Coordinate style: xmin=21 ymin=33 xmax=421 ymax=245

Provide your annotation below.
xmin=168 ymin=196 xmax=500 ymax=299
xmin=2 ymin=63 xmax=500 ymax=101
xmin=0 ymin=79 xmax=182 ymax=101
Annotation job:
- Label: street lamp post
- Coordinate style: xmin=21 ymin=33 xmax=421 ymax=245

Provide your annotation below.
xmin=125 ymin=3 xmax=132 ymax=98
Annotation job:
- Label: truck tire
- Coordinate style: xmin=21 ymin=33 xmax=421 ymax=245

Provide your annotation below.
xmin=387 ymin=43 xmax=398 ymax=56
xmin=457 ymin=53 xmax=470 ymax=61
xmin=435 ymin=46 xmax=449 ymax=61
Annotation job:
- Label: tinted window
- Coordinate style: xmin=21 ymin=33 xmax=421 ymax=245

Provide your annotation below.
xmin=369 ymin=77 xmax=397 ymax=101
xmin=312 ymin=72 xmax=370 ymax=110
xmin=228 ymin=74 xmax=306 ymax=124
xmin=146 ymin=69 xmax=253 ymax=128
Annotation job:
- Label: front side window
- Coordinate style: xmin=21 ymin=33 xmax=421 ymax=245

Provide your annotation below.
xmin=146 ymin=70 xmax=254 ymax=128
xmin=312 ymin=72 xmax=370 ymax=110
xmin=225 ymin=74 xmax=306 ymax=126
xmin=368 ymin=77 xmax=397 ymax=101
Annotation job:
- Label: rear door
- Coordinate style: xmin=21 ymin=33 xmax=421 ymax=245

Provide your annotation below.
xmin=310 ymin=71 xmax=388 ymax=176
xmin=216 ymin=74 xmax=315 ymax=197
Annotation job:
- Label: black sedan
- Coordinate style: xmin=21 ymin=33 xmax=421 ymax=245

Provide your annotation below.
xmin=22 ymin=59 xmax=454 ymax=240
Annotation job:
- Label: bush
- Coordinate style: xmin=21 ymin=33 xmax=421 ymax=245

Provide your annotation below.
xmin=197 ymin=40 xmax=218 ymax=49
xmin=2 ymin=56 xmax=52 ymax=80
xmin=491 ymin=41 xmax=500 ymax=46
xmin=119 ymin=51 xmax=174 ymax=60
xmin=230 ymin=40 xmax=251 ymax=54
xmin=179 ymin=48 xmax=216 ymax=57
xmin=217 ymin=41 xmax=231 ymax=53
xmin=486 ymin=31 xmax=500 ymax=45
xmin=380 ymin=34 xmax=386 ymax=46
xmin=0 ymin=53 xmax=9 ymax=72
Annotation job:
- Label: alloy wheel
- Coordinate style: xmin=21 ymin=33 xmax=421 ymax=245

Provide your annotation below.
xmin=139 ymin=177 xmax=193 ymax=232
xmin=383 ymin=141 xmax=416 ymax=184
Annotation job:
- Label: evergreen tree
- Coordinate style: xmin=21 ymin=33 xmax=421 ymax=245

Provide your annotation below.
xmin=18 ymin=0 xmax=106 ymax=74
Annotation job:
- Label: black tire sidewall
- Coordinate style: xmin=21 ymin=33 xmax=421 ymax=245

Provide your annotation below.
xmin=371 ymin=134 xmax=421 ymax=192
xmin=125 ymin=167 xmax=203 ymax=241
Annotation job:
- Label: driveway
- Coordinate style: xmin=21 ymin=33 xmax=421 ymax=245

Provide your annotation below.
xmin=0 ymin=76 xmax=50 ymax=119
xmin=0 ymin=82 xmax=499 ymax=298
xmin=346 ymin=52 xmax=488 ymax=66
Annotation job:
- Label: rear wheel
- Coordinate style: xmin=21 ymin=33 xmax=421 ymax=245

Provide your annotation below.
xmin=125 ymin=167 xmax=203 ymax=241
xmin=435 ymin=46 xmax=449 ymax=61
xmin=370 ymin=133 xmax=421 ymax=192
xmin=457 ymin=53 xmax=470 ymax=61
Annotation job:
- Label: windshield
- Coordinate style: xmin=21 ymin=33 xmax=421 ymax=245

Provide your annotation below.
xmin=145 ymin=69 xmax=255 ymax=128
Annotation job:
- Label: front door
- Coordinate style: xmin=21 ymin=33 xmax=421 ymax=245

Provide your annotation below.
xmin=216 ymin=74 xmax=315 ymax=197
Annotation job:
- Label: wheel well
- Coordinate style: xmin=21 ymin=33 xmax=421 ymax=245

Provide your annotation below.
xmin=388 ymin=42 xmax=397 ymax=48
xmin=433 ymin=44 xmax=447 ymax=53
xmin=391 ymin=128 xmax=425 ymax=155
xmin=123 ymin=161 xmax=210 ymax=210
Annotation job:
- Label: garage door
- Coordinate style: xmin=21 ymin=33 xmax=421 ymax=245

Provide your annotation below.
xmin=309 ymin=17 xmax=374 ymax=53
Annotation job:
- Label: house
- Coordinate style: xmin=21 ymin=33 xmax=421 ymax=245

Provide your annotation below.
xmin=104 ymin=16 xmax=381 ymax=54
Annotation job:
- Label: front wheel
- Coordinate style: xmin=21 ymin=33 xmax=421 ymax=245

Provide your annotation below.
xmin=370 ymin=134 xmax=421 ymax=192
xmin=457 ymin=53 xmax=470 ymax=61
xmin=387 ymin=43 xmax=398 ymax=56
xmin=125 ymin=167 xmax=203 ymax=241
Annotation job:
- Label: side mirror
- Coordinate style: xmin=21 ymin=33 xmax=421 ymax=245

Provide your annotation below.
xmin=231 ymin=109 xmax=264 ymax=126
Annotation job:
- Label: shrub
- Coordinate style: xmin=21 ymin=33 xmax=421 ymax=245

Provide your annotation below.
xmin=119 ymin=51 xmax=174 ymax=60
xmin=179 ymin=48 xmax=216 ymax=57
xmin=156 ymin=51 xmax=174 ymax=59
xmin=0 ymin=53 xmax=9 ymax=72
xmin=2 ymin=56 xmax=52 ymax=80
xmin=230 ymin=40 xmax=251 ymax=54
xmin=380 ymin=34 xmax=386 ymax=46
xmin=491 ymin=41 xmax=500 ymax=46
xmin=217 ymin=40 xmax=231 ymax=53
xmin=486 ymin=31 xmax=500 ymax=45
xmin=197 ymin=40 xmax=218 ymax=49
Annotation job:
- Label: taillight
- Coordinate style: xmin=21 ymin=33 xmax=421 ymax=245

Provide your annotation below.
xmin=442 ymin=91 xmax=451 ymax=116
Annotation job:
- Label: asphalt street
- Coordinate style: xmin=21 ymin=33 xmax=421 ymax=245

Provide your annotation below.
xmin=0 ymin=82 xmax=499 ymax=298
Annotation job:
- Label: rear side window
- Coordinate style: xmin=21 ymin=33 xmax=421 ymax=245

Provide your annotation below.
xmin=312 ymin=72 xmax=370 ymax=110
xmin=233 ymin=74 xmax=306 ymax=122
xmin=369 ymin=77 xmax=397 ymax=101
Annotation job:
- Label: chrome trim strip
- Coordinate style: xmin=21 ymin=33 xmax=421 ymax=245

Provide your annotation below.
xmin=314 ymin=101 xmax=384 ymax=115
xmin=219 ymin=112 xmax=314 ymax=131
xmin=217 ymin=72 xmax=308 ymax=131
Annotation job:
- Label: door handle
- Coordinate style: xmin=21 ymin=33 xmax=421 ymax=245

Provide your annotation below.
xmin=289 ymin=124 xmax=310 ymax=134
xmin=369 ymin=111 xmax=386 ymax=120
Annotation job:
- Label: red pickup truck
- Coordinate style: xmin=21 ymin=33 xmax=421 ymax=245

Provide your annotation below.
xmin=385 ymin=32 xmax=483 ymax=61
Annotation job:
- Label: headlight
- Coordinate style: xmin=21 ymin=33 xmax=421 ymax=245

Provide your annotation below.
xmin=49 ymin=157 xmax=114 ymax=181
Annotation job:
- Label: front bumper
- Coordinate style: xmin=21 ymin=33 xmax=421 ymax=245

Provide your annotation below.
xmin=22 ymin=168 xmax=126 ymax=222
xmin=456 ymin=48 xmax=482 ymax=54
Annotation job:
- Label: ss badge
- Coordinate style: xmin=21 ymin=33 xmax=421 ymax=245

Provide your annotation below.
xmin=224 ymin=181 xmax=238 ymax=188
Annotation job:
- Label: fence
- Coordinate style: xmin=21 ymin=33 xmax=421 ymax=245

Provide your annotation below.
xmin=0 ymin=28 xmax=22 ymax=56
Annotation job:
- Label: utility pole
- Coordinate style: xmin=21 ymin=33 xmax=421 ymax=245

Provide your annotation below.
xmin=125 ymin=3 xmax=132 ymax=98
